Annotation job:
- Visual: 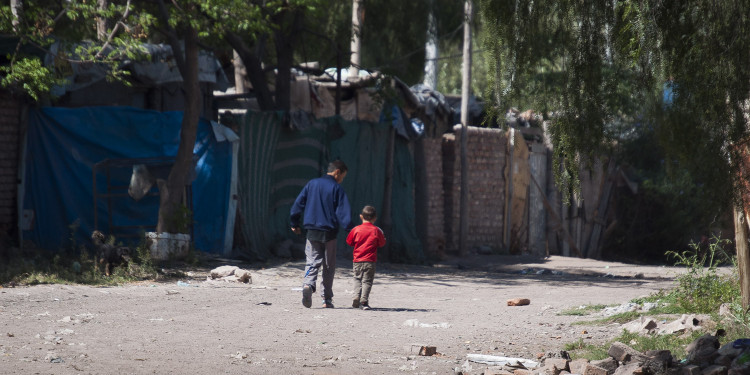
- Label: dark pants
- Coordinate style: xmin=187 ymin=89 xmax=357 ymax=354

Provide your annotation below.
xmin=353 ymin=261 xmax=376 ymax=304
xmin=303 ymin=239 xmax=337 ymax=302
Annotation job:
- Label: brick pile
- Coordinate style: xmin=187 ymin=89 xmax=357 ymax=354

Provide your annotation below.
xmin=481 ymin=337 xmax=750 ymax=375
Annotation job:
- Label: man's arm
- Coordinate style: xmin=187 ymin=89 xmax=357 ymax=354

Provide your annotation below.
xmin=289 ymin=184 xmax=309 ymax=231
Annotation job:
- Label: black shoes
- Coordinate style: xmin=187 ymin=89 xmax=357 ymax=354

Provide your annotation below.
xmin=302 ymin=285 xmax=312 ymax=308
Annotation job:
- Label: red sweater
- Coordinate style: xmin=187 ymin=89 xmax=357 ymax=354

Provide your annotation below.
xmin=346 ymin=222 xmax=386 ymax=262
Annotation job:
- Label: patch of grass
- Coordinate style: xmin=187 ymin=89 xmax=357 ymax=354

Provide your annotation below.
xmin=559 ymin=304 xmax=610 ymax=316
xmin=565 ymin=234 xmax=749 ymax=362
xmin=0 ymin=236 xmax=158 ymax=286
xmin=565 ymin=330 xmax=705 ymax=361
xmin=564 ymin=338 xmax=610 ymax=360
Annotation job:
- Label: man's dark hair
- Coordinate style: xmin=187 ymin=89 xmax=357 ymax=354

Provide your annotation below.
xmin=361 ymin=205 xmax=377 ymax=221
xmin=327 ymin=160 xmax=348 ymax=174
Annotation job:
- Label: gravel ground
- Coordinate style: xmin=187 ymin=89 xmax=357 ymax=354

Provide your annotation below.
xmin=0 ymin=254 xmax=685 ymax=374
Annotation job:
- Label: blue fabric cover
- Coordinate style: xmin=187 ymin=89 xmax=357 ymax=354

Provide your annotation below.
xmin=23 ymin=106 xmax=232 ymax=252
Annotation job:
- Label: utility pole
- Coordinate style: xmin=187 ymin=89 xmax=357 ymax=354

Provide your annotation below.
xmin=459 ymin=0 xmax=472 ymax=256
xmin=349 ymin=0 xmax=363 ymax=81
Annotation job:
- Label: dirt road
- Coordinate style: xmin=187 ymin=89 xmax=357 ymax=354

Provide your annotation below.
xmin=0 ymin=255 xmax=682 ymax=374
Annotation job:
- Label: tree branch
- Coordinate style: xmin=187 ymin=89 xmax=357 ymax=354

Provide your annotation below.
xmin=96 ymin=0 xmax=132 ymax=59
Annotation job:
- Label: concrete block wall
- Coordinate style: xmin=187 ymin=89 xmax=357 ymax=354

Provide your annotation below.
xmin=444 ymin=125 xmax=507 ymax=252
xmin=0 ymin=91 xmax=21 ymax=237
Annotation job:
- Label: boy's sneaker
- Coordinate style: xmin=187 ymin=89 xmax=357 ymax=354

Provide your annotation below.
xmin=322 ymin=300 xmax=335 ymax=309
xmin=361 ymin=302 xmax=371 ymax=310
xmin=301 ymin=285 xmax=312 ymax=308
xmin=352 ymin=299 xmax=360 ymax=308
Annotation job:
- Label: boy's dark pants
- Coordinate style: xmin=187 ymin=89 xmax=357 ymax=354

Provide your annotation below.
xmin=353 ymin=261 xmax=376 ymax=304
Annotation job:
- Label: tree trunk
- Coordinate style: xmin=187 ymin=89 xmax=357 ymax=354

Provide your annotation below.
xmin=225 ymin=32 xmax=275 ymax=111
xmin=735 ymin=204 xmax=750 ymax=309
xmin=96 ymin=0 xmax=109 ymax=41
xmin=349 ymin=0 xmax=363 ymax=80
xmin=11 ymin=0 xmax=22 ymax=31
xmin=423 ymin=0 xmax=438 ymax=89
xmin=156 ymin=25 xmax=201 ymax=234
xmin=274 ymin=10 xmax=303 ymax=112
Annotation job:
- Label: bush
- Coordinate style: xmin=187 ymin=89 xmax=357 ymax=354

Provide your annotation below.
xmin=665 ymin=234 xmax=739 ymax=314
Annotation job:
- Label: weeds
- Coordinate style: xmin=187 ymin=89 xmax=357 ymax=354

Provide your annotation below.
xmin=0 ymin=235 xmax=159 ymax=286
xmin=665 ymin=234 xmax=740 ymax=314
xmin=559 ymin=304 xmax=610 ymax=316
xmin=564 ymin=233 xmax=746 ymax=361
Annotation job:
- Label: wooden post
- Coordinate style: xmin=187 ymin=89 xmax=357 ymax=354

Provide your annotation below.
xmin=735 ymin=205 xmax=750 ymax=309
xmin=459 ymin=0 xmax=472 ymax=256
xmin=382 ymin=126 xmax=395 ymax=261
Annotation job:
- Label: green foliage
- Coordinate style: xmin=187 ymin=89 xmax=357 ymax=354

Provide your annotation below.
xmin=0 ymin=58 xmax=64 ymax=100
xmin=665 ymin=234 xmax=739 ymax=314
xmin=166 ymin=204 xmax=193 ymax=234
xmin=480 ymin=1 xmax=750 ymax=207
xmin=604 ymin=123 xmax=732 ymax=261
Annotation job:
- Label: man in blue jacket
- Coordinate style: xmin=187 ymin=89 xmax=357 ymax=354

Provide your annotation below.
xmin=290 ymin=160 xmax=352 ymax=308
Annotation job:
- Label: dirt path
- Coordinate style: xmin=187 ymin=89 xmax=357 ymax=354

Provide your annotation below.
xmin=0 ymin=255 xmax=683 ymax=374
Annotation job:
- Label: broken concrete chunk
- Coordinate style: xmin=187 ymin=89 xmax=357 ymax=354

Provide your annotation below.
xmin=208 ymin=265 xmax=252 ymax=283
xmin=590 ymin=358 xmax=618 ymax=375
xmin=569 ymin=358 xmax=591 ymax=374
xmin=686 ymin=334 xmax=720 ymax=364
xmin=608 ymin=342 xmax=644 ymax=363
xmin=210 ymin=266 xmax=239 ymax=278
xmin=507 ymin=298 xmax=531 ymax=306
xmin=612 ymin=362 xmax=643 ymax=375
xmin=700 ymin=365 xmax=728 ymax=375
xmin=582 ymin=364 xmax=608 ymax=375
xmin=466 ymin=354 xmax=539 ymax=368
xmin=405 ymin=344 xmax=436 ymax=356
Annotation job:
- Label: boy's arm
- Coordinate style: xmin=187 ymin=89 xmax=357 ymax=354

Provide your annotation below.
xmin=346 ymin=227 xmax=356 ymax=246
xmin=377 ymin=227 xmax=386 ymax=247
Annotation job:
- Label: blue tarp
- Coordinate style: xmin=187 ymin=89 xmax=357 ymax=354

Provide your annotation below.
xmin=22 ymin=106 xmax=235 ymax=253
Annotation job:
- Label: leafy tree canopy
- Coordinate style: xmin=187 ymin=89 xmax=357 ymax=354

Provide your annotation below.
xmin=480 ymin=0 xmax=750 ymax=208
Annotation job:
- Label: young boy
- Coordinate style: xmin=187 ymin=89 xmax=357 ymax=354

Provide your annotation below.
xmin=346 ymin=205 xmax=386 ymax=310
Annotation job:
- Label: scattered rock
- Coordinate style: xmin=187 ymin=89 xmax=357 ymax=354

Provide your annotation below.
xmin=507 ymin=298 xmax=531 ymax=306
xmin=208 ymin=266 xmax=252 ymax=283
xmin=405 ymin=344 xmax=437 ymax=356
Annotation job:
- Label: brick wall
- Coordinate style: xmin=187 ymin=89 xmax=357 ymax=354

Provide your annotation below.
xmin=444 ymin=125 xmax=507 ymax=252
xmin=420 ymin=138 xmax=445 ymax=258
xmin=0 ymin=91 xmax=21 ymax=239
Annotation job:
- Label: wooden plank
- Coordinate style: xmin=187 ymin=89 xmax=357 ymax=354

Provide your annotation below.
xmin=585 ymin=161 xmax=616 ymax=259
xmin=530 ymin=173 xmax=582 ymax=257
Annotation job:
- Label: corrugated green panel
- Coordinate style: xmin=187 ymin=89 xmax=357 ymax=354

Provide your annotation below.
xmin=238 ymin=111 xmax=424 ymax=263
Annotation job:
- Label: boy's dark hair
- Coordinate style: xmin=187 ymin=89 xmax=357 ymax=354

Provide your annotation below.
xmin=361 ymin=205 xmax=377 ymax=221
xmin=327 ymin=160 xmax=348 ymax=173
